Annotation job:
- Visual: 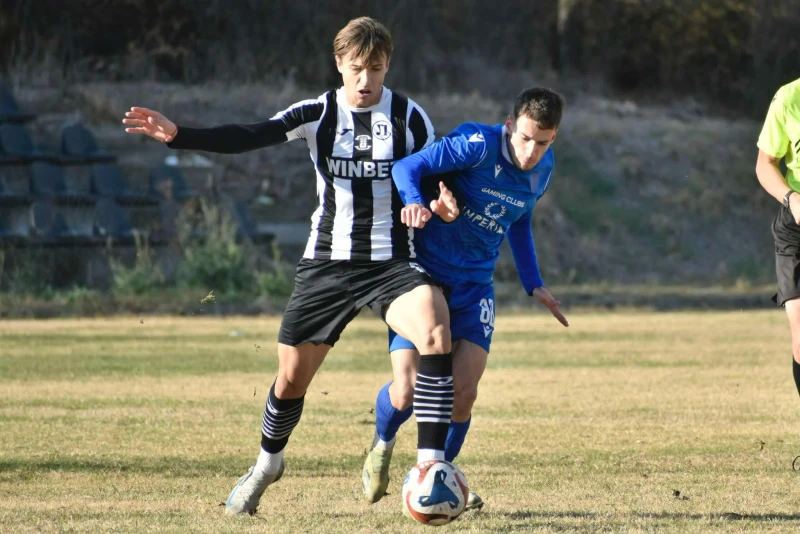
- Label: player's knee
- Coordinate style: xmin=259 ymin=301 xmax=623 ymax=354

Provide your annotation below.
xmin=390 ymin=379 xmax=414 ymax=411
xmin=275 ymin=370 xmax=310 ymax=398
xmin=453 ymin=383 xmax=478 ymax=415
xmin=417 ymin=324 xmax=451 ymax=354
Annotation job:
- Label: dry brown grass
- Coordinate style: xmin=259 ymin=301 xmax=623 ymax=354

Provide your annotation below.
xmin=2 ymin=311 xmax=800 ymax=532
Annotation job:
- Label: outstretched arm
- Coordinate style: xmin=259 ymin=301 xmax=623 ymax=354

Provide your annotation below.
xmin=122 ymin=100 xmax=323 ymax=154
xmin=507 ymin=209 xmax=568 ymax=327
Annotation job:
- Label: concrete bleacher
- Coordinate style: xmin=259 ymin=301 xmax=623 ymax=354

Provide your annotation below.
xmin=0 ymin=85 xmax=272 ymax=256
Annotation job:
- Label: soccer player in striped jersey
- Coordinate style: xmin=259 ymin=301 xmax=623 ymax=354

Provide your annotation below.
xmin=123 ymin=17 xmax=460 ymax=516
xmin=361 ymin=88 xmax=570 ymax=510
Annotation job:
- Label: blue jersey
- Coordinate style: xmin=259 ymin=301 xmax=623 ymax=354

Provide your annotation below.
xmin=392 ymin=122 xmax=553 ymax=293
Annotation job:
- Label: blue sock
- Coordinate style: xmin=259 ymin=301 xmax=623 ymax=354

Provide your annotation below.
xmin=445 ymin=417 xmax=471 ymax=462
xmin=375 ymin=381 xmax=413 ymax=442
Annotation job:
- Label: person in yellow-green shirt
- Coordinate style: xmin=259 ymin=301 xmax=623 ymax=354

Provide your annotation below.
xmin=756 ymin=77 xmax=800 ymax=397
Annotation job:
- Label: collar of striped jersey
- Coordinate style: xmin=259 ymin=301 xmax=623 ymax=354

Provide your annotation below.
xmin=336 ymin=86 xmax=391 ymax=112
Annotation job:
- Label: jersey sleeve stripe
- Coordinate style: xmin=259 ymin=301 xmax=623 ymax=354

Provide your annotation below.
xmin=390 ymin=92 xmax=409 ymax=158
xmin=312 ymin=91 xmax=339 ymax=257
xmin=408 ymin=107 xmax=430 ymax=154
xmin=389 ymin=92 xmax=412 ymax=259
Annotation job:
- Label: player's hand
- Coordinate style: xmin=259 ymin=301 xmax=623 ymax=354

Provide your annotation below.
xmin=532 ymin=287 xmax=569 ymax=327
xmin=122 ymin=107 xmax=178 ymax=143
xmin=790 ymin=193 xmax=800 ymax=225
xmin=401 ymin=203 xmax=432 ymax=229
xmin=429 ymin=182 xmax=459 ymax=223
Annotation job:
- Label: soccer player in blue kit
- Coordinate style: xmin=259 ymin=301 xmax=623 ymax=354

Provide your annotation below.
xmin=362 ymin=87 xmax=570 ymax=510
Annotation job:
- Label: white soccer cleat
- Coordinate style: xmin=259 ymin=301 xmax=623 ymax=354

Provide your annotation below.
xmin=224 ymin=461 xmax=285 ymax=516
xmin=464 ymin=491 xmax=484 ymax=511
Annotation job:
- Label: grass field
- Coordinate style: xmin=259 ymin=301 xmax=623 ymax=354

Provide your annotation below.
xmin=2 ymin=310 xmax=800 ymax=533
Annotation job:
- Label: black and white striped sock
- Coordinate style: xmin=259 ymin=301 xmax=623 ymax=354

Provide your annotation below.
xmin=260 ymin=382 xmax=305 ymax=454
xmin=414 ymin=353 xmax=454 ymax=462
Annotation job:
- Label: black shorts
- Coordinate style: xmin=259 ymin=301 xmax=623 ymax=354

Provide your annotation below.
xmin=772 ymin=205 xmax=800 ymax=306
xmin=278 ymin=258 xmax=438 ymax=347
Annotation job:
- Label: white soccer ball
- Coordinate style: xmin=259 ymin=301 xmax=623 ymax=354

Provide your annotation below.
xmin=402 ymin=460 xmax=469 ymax=526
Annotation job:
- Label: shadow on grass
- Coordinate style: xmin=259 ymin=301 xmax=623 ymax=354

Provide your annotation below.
xmin=0 ymin=454 xmax=366 ymax=480
xmin=638 ymin=512 xmax=800 ymax=522
xmin=497 ymin=510 xmax=800 ymax=523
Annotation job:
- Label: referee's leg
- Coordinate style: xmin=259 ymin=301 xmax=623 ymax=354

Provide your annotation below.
xmin=786 ymin=300 xmax=800 ymax=396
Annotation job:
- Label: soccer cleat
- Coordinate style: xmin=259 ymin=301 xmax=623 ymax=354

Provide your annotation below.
xmin=224 ymin=461 xmax=285 ymax=516
xmin=464 ymin=491 xmax=484 ymax=511
xmin=362 ymin=437 xmax=395 ymax=503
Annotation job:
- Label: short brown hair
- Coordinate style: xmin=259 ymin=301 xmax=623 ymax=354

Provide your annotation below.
xmin=513 ymin=87 xmax=565 ymax=130
xmin=333 ymin=17 xmax=393 ymax=64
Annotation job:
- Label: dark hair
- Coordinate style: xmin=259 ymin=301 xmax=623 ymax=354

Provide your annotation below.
xmin=333 ymin=17 xmax=393 ymax=64
xmin=513 ymin=87 xmax=565 ymax=130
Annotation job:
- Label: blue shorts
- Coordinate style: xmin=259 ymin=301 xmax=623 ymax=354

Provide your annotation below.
xmin=388 ymin=281 xmax=495 ymax=353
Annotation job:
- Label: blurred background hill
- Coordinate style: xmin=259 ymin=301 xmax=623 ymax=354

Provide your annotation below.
xmin=2 ymin=0 xmax=800 ymax=313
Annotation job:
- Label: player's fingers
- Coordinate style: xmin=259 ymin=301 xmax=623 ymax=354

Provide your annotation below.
xmin=401 ymin=208 xmax=410 ymax=226
xmin=124 ymin=127 xmax=147 ymax=134
xmin=440 ymin=187 xmax=454 ymax=204
xmin=417 ymin=209 xmax=429 ymax=228
xmin=413 ymin=208 xmax=423 ymax=228
xmin=122 ymin=118 xmax=148 ymax=127
xmin=431 ymin=200 xmax=441 ymax=211
xmin=553 ymin=309 xmax=569 ymax=327
xmin=124 ymin=111 xmax=146 ymax=120
xmin=130 ymin=106 xmax=158 ymax=117
xmin=546 ymin=299 xmax=567 ymax=322
xmin=443 ymin=186 xmax=454 ymax=200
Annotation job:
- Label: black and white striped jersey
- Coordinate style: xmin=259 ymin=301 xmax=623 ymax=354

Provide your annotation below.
xmin=169 ymin=86 xmax=434 ymax=261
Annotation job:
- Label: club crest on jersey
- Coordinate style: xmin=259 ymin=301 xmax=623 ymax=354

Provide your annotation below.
xmin=462 ymin=207 xmax=505 ymax=235
xmin=372 ymin=121 xmax=391 ymax=140
xmin=468 ymin=132 xmax=484 ymax=143
xmin=484 ymin=202 xmax=507 ymax=220
xmin=355 ymin=134 xmax=372 ymax=151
